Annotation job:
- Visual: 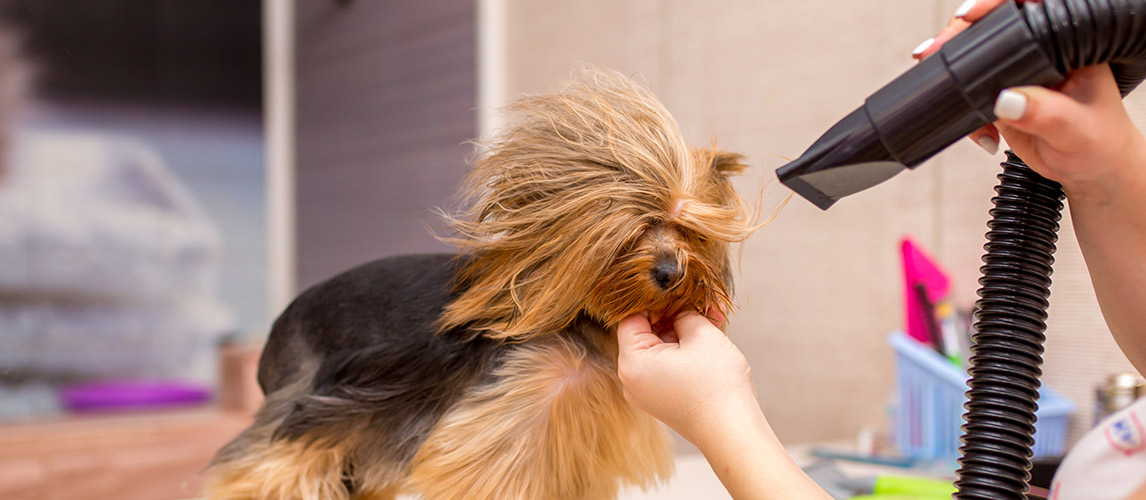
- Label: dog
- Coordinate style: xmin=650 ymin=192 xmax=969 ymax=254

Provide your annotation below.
xmin=205 ymin=68 xmax=756 ymax=500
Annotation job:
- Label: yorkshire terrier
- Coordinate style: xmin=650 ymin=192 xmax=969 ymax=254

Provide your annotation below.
xmin=206 ymin=69 xmax=755 ymax=500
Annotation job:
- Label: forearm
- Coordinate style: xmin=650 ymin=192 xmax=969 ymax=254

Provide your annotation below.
xmin=688 ymin=398 xmax=832 ymax=500
xmin=1128 ymin=480 xmax=1146 ymax=500
xmin=1064 ymin=137 xmax=1146 ymax=374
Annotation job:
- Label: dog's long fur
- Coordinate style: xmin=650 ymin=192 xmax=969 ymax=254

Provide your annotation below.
xmin=206 ymin=69 xmax=754 ymax=500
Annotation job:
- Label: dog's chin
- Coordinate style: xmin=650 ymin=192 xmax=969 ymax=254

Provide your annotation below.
xmin=647 ymin=312 xmax=678 ymax=338
xmin=647 ymin=305 xmax=704 ymax=333
xmin=612 ymin=296 xmax=708 ymax=335
xmin=647 ymin=288 xmax=732 ymax=334
xmin=589 ymin=303 xmax=686 ymax=337
xmin=590 ymin=278 xmax=725 ymax=335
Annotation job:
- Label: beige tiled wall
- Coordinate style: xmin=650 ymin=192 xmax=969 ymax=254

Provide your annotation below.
xmin=492 ymin=0 xmax=1144 ymax=448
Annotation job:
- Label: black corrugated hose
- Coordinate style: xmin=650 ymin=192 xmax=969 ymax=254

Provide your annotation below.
xmin=956 ymin=153 xmax=1063 ymax=498
xmin=955 ymin=0 xmax=1146 ymax=498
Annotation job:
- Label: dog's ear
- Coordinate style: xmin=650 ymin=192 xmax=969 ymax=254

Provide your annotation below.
xmin=703 ymin=149 xmax=748 ymax=177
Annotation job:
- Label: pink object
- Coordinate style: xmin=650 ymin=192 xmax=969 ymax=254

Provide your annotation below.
xmin=901 ymin=237 xmax=951 ymax=344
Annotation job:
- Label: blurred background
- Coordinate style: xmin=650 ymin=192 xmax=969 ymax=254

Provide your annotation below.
xmin=0 ymin=0 xmax=263 ymax=400
xmin=0 ymin=1 xmax=1143 ymax=499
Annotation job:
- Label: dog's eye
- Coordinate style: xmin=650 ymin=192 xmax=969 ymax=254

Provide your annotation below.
xmin=687 ymin=230 xmax=709 ymax=245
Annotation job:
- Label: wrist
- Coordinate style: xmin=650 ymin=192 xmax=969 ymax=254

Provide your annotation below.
xmin=1061 ymin=134 xmax=1146 ymax=208
xmin=686 ymin=391 xmax=771 ymax=455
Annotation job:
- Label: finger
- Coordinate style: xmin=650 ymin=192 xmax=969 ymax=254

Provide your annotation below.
xmin=967 ymin=124 xmax=1000 ymax=155
xmin=994 ymin=121 xmax=1036 ymax=156
xmin=918 ymin=0 xmax=1022 ymax=61
xmin=672 ymin=310 xmax=725 ymax=346
xmin=914 ymin=18 xmax=970 ymax=60
xmin=911 ymin=37 xmax=937 ymax=61
xmin=993 ymin=86 xmax=1094 ymax=151
xmin=616 ymin=313 xmax=663 ymax=353
xmin=703 ymin=304 xmax=727 ymax=328
xmin=953 ymin=0 xmax=1009 ymax=23
xmin=1056 ymin=64 xmax=1122 ymax=107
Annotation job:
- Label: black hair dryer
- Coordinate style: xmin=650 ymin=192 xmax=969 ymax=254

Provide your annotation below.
xmin=776 ymin=0 xmax=1146 ymax=497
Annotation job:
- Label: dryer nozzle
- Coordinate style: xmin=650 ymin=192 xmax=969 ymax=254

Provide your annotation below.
xmin=777 ymin=0 xmax=1065 ymax=209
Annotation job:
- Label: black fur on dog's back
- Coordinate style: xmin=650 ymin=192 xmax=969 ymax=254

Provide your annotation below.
xmin=224 ymin=254 xmax=504 ymax=474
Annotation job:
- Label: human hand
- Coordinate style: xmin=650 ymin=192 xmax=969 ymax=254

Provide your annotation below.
xmin=913 ymin=0 xmax=1146 ymax=203
xmin=616 ymin=308 xmax=759 ymax=446
xmin=619 ymin=312 xmax=833 ymax=499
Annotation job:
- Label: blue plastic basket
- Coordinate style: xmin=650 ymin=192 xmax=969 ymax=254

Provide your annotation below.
xmin=890 ymin=331 xmax=1075 ymax=460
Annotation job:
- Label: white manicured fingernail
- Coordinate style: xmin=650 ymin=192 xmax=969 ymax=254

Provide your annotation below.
xmin=912 ymin=38 xmax=935 ymax=57
xmin=975 ymin=135 xmax=999 ymax=155
xmin=994 ymin=89 xmax=1028 ymax=121
xmin=955 ymin=0 xmax=976 ymax=18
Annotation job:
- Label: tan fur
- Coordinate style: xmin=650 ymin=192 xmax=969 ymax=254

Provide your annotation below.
xmin=205 ymin=433 xmax=353 ymax=500
xmin=440 ymin=69 xmax=755 ymax=342
xmin=350 ymin=486 xmax=400 ymax=500
xmin=407 ymin=332 xmax=672 ymax=500
xmin=204 ymin=377 xmax=357 ymax=500
xmin=207 ymin=429 xmax=408 ymax=500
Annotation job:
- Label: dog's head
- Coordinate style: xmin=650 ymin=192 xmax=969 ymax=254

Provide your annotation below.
xmin=441 ymin=69 xmax=755 ymax=342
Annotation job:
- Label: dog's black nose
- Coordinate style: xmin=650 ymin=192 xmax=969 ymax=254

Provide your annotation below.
xmin=651 ymin=257 xmax=681 ymax=289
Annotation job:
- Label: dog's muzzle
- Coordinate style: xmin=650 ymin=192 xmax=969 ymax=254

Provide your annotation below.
xmin=651 ymin=255 xmax=681 ymax=290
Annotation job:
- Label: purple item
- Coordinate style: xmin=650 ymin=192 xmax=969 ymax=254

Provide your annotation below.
xmin=60 ymin=380 xmax=211 ymax=411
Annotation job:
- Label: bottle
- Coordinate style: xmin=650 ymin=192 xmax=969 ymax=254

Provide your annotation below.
xmin=1095 ymin=372 xmax=1146 ymax=424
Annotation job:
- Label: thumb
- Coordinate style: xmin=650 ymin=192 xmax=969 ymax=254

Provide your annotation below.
xmin=616 ymin=313 xmax=663 ymax=354
xmin=672 ymin=311 xmax=726 ymax=347
xmin=992 ymin=85 xmax=1094 ymax=152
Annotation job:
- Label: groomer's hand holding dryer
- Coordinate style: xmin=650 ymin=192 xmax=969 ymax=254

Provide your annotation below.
xmin=917 ymin=0 xmax=1146 ymax=379
xmin=619 ymin=1 xmax=1146 ymax=499
xmin=918 ymin=4 xmax=1146 ymax=497
xmin=915 ymin=0 xmax=1146 ymax=204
